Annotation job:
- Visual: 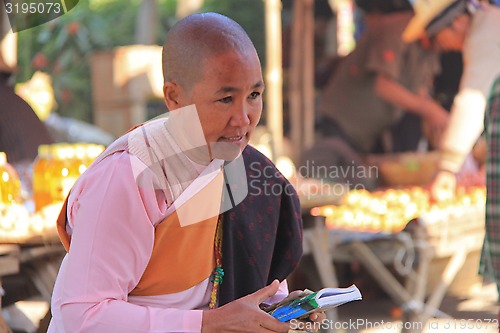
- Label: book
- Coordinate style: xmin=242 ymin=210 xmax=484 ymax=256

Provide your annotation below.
xmin=263 ymin=285 xmax=362 ymax=322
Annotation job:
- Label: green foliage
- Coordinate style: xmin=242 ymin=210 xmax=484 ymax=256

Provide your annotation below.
xmin=16 ymin=0 xmax=171 ymax=122
xmin=16 ymin=0 xmax=264 ymax=123
xmin=18 ymin=3 xmax=92 ymax=120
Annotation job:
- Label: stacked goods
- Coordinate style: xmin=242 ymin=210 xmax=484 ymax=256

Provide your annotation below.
xmin=0 ymin=201 xmax=62 ymax=243
xmin=311 ymin=186 xmax=485 ymax=233
xmin=0 ymin=144 xmax=104 ymax=243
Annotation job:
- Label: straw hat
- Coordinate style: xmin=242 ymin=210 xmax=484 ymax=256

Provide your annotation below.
xmin=402 ymin=0 xmax=466 ymax=42
xmin=0 ymin=51 xmax=16 ymax=73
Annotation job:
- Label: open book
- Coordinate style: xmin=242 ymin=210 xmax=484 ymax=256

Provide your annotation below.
xmin=263 ymin=285 xmax=362 ymax=322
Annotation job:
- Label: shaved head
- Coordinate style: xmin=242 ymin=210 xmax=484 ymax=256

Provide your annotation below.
xmin=162 ymin=12 xmax=258 ymax=91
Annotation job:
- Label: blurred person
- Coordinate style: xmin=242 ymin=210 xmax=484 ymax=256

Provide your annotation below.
xmin=300 ymin=6 xmax=449 ymax=187
xmin=403 ymin=0 xmax=500 ymax=316
xmin=0 ymin=53 xmax=52 ymax=165
xmin=48 ymin=13 xmax=324 ymax=333
xmin=317 ymin=7 xmax=449 ymax=153
xmin=0 ymin=52 xmax=54 ymax=208
xmin=356 ymin=1 xmax=426 ymax=154
xmin=483 ymin=76 xmax=500 ymax=320
xmin=416 ymin=0 xmax=500 ymax=200
xmin=0 ymin=52 xmax=53 ymax=332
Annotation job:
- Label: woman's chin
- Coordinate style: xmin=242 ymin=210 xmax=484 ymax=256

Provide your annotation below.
xmin=210 ymin=141 xmax=245 ymax=161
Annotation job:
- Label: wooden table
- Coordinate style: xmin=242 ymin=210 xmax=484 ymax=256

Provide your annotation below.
xmin=0 ymin=244 xmax=21 ymax=333
xmin=301 ymin=216 xmax=339 ymax=333
xmin=296 ymin=179 xmax=349 ymax=212
xmin=297 ymin=181 xmax=348 ymax=333
xmin=302 ymin=203 xmax=485 ymax=333
xmin=0 ymin=230 xmax=64 ymax=333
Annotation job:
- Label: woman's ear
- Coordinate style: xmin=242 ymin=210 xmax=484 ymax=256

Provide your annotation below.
xmin=163 ymin=81 xmax=182 ymax=110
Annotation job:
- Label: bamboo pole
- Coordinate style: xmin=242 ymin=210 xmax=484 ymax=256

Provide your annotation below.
xmin=176 ymin=0 xmax=205 ymax=19
xmin=135 ymin=0 xmax=158 ymax=45
xmin=0 ymin=32 xmax=16 ymax=69
xmin=303 ymin=0 xmax=315 ymax=150
xmin=264 ymin=0 xmax=284 ymax=160
xmin=0 ymin=7 xmax=16 ymax=70
xmin=289 ymin=0 xmax=305 ymax=162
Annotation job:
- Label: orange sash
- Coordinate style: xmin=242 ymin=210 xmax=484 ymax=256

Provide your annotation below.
xmin=56 ymin=123 xmax=224 ymax=295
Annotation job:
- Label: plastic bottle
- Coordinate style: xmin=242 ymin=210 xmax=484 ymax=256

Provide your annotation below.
xmin=33 ymin=145 xmax=52 ymax=211
xmin=0 ymin=152 xmax=22 ymax=205
xmin=54 ymin=144 xmax=79 ymax=203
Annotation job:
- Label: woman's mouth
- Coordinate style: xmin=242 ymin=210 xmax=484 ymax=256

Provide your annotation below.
xmin=220 ymin=135 xmax=244 ymax=143
xmin=211 ymin=135 xmax=247 ymax=160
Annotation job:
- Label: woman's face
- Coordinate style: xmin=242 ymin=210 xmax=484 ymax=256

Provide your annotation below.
xmin=179 ymin=49 xmax=264 ymax=161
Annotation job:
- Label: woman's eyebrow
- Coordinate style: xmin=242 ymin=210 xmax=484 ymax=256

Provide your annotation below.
xmin=215 ymin=81 xmax=265 ymax=95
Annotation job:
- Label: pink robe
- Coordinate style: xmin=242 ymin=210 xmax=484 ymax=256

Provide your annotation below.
xmin=48 ymin=151 xmax=288 ymax=333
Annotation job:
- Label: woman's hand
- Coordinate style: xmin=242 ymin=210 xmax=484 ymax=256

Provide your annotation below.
xmin=289 ymin=311 xmax=327 ymax=333
xmin=202 ymin=280 xmax=291 ymax=333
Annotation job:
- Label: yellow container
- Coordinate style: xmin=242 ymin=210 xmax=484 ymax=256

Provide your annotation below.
xmin=33 ymin=145 xmax=52 ymax=211
xmin=32 ymin=143 xmax=105 ymax=211
xmin=0 ymin=152 xmax=22 ymax=205
xmin=50 ymin=144 xmax=78 ymax=203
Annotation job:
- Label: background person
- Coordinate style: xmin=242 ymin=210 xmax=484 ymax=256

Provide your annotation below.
xmin=417 ymin=0 xmax=500 ymax=200
xmin=0 ymin=52 xmax=52 ymax=165
xmin=300 ymin=7 xmax=449 ymax=188
xmin=483 ymin=76 xmax=500 ymax=322
xmin=406 ymin=0 xmax=500 ymax=313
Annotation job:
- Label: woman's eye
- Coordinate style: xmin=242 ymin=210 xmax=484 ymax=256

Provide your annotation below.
xmin=249 ymin=92 xmax=261 ymax=99
xmin=218 ymin=96 xmax=233 ymax=103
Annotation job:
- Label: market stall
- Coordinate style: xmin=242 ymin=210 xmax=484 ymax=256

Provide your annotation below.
xmin=0 ymin=244 xmax=20 ymax=332
xmin=0 ymin=144 xmax=104 ymax=331
xmin=303 ymin=151 xmax=486 ymax=333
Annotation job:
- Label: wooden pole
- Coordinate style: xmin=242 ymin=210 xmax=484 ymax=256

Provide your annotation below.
xmin=176 ymin=0 xmax=205 ymax=19
xmin=303 ymin=0 xmax=315 ymax=150
xmin=0 ymin=5 xmax=16 ymax=69
xmin=264 ymin=0 xmax=284 ymax=160
xmin=135 ymin=0 xmax=158 ymax=44
xmin=0 ymin=32 xmax=16 ymax=69
xmin=290 ymin=0 xmax=316 ymax=160
xmin=289 ymin=0 xmax=305 ymax=162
